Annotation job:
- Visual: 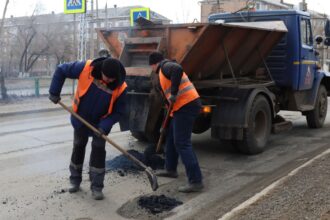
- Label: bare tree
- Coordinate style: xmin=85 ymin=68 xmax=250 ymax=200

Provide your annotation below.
xmin=0 ymin=0 xmax=9 ymax=37
xmin=46 ymin=21 xmax=74 ymax=65
xmin=35 ymin=20 xmax=74 ymax=76
xmin=0 ymin=0 xmax=10 ymax=100
xmin=5 ymin=11 xmax=75 ymax=78
xmin=14 ymin=14 xmax=50 ymax=75
xmin=17 ymin=18 xmax=37 ymax=74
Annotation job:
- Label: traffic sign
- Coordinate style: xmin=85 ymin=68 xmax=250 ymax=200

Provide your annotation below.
xmin=130 ymin=8 xmax=150 ymax=26
xmin=64 ymin=0 xmax=86 ymax=14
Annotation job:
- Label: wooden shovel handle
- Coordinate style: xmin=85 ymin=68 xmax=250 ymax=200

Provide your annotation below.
xmin=156 ymin=103 xmax=173 ymax=153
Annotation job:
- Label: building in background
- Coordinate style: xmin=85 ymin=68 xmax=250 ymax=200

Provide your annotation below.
xmin=310 ymin=10 xmax=330 ymax=71
xmin=200 ymin=0 xmax=293 ymax=22
xmin=0 ymin=5 xmax=170 ymax=77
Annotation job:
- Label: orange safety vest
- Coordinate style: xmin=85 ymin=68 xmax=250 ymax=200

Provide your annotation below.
xmin=73 ymin=60 xmax=127 ymax=117
xmin=159 ymin=69 xmax=199 ymax=115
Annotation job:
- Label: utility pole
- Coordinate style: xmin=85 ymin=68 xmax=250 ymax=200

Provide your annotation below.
xmin=78 ymin=12 xmax=87 ymax=60
xmin=73 ymin=13 xmax=77 ymax=60
xmin=0 ymin=0 xmax=9 ymax=38
xmin=78 ymin=0 xmax=88 ymax=61
xmin=89 ymin=0 xmax=95 ymax=58
xmin=105 ymin=3 xmax=108 ymax=28
xmin=96 ymin=0 xmax=100 ymax=52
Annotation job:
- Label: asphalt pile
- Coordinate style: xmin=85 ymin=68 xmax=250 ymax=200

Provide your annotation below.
xmin=137 ymin=195 xmax=183 ymax=214
xmin=105 ymin=149 xmax=164 ymax=174
xmin=106 ymin=150 xmax=145 ymax=173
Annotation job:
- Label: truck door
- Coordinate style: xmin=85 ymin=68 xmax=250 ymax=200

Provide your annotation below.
xmin=298 ymin=17 xmax=316 ymax=90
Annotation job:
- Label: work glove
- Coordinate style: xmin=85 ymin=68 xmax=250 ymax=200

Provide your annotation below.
xmin=49 ymin=94 xmax=61 ymax=104
xmin=169 ymin=95 xmax=177 ymax=104
xmin=95 ymin=128 xmax=106 ymax=138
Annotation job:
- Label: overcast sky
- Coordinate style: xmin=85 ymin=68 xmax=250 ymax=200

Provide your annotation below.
xmin=0 ymin=0 xmax=329 ymax=23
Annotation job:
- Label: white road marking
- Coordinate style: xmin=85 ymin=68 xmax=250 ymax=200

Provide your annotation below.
xmin=219 ymin=148 xmax=330 ymax=220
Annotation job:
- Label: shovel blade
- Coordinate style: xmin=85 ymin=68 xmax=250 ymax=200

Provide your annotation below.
xmin=145 ymin=167 xmax=158 ymax=191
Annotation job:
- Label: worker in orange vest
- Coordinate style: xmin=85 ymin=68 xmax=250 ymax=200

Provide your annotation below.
xmin=49 ymin=57 xmax=127 ymax=200
xmin=149 ymin=52 xmax=203 ymax=193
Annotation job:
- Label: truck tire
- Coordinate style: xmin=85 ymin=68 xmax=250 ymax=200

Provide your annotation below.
xmin=237 ymin=95 xmax=271 ymax=155
xmin=131 ymin=131 xmax=148 ymax=142
xmin=306 ymin=85 xmax=327 ymax=128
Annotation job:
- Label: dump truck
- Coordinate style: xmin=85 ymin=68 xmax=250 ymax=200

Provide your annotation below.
xmin=96 ymin=10 xmax=330 ymax=154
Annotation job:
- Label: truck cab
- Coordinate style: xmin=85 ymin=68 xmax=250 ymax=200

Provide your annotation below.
xmin=204 ymin=10 xmax=330 ymax=153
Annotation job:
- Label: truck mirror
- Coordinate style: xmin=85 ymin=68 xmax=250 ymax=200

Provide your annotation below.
xmin=315 ymin=35 xmax=323 ymax=44
xmin=325 ymin=19 xmax=330 ymax=38
xmin=324 ymin=38 xmax=330 ymax=46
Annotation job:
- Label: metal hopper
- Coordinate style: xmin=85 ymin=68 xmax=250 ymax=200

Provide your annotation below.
xmin=96 ymin=20 xmax=287 ymax=84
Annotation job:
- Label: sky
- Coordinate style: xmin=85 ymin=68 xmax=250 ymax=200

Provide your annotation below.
xmin=0 ymin=0 xmax=330 ymax=23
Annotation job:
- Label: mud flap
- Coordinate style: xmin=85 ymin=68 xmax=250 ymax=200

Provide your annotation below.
xmin=211 ymin=87 xmax=275 ymax=140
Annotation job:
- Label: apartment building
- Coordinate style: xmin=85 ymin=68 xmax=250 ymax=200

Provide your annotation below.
xmin=0 ymin=6 xmax=170 ymax=77
xmin=200 ymin=0 xmax=293 ymax=22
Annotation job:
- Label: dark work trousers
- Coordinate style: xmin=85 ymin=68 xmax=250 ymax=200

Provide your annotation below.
xmin=69 ymin=126 xmax=106 ymax=192
xmin=165 ymin=103 xmax=202 ymax=184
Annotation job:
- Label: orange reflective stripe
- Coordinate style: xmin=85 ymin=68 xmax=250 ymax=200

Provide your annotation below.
xmin=77 ymin=60 xmax=94 ymax=97
xmin=103 ymin=82 xmax=128 ymax=118
xmin=72 ymin=60 xmax=94 ymax=112
xmin=163 ymin=76 xmax=190 ymax=96
xmin=159 ymin=69 xmax=199 ymax=115
xmin=177 ymin=84 xmax=195 ymax=96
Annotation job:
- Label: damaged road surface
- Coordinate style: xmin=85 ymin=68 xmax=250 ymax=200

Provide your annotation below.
xmin=1 ymin=107 xmax=330 ymax=219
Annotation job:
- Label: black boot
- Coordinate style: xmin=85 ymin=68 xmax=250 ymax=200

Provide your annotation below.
xmin=89 ymin=166 xmax=105 ymax=200
xmin=69 ymin=162 xmax=83 ymax=193
xmin=156 ymin=170 xmax=178 ymax=178
xmin=68 ymin=184 xmax=80 ymax=193
xmin=178 ymin=182 xmax=204 ymax=193
xmin=92 ymin=190 xmax=104 ymax=200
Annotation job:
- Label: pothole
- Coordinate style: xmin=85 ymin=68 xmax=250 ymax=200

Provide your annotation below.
xmin=138 ymin=194 xmax=183 ymax=214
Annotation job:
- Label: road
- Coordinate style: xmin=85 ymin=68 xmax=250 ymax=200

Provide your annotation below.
xmin=0 ymin=103 xmax=329 ymax=220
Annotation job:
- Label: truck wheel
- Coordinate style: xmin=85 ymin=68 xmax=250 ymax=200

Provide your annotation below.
xmin=306 ymin=85 xmax=327 ymax=128
xmin=237 ymin=95 xmax=271 ymax=155
xmin=131 ymin=131 xmax=148 ymax=142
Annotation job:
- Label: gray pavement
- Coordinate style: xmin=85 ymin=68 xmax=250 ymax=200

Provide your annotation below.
xmin=0 ymin=96 xmax=329 ymax=220
xmin=226 ymin=150 xmax=330 ymax=220
xmin=0 ymin=95 xmax=72 ymax=116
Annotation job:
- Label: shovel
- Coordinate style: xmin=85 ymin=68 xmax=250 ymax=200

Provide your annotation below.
xmin=58 ymin=100 xmax=158 ymax=191
xmin=156 ymin=103 xmax=173 ymax=153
